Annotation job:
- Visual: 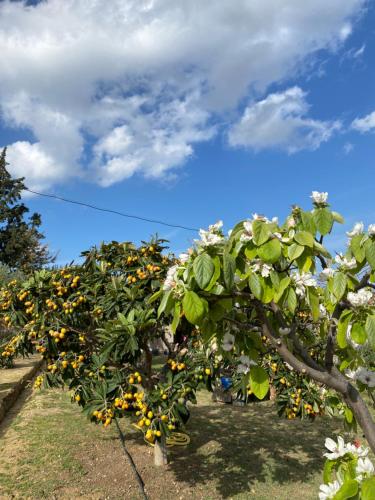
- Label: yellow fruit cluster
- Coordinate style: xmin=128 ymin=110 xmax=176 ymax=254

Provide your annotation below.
xmin=1 ymin=335 xmax=19 ymax=358
xmin=17 ymin=290 xmax=28 ymax=302
xmin=167 ymin=359 xmax=186 ymax=371
xmin=49 ymin=327 xmax=68 ymax=342
xmin=34 ymin=375 xmax=44 ymax=389
xmin=129 ymin=372 xmax=142 ymax=384
xmin=92 ymin=408 xmax=113 ymax=427
xmin=46 ymin=298 xmax=58 ymax=311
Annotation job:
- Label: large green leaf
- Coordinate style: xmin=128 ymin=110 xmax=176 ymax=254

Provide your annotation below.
xmin=294 ymin=231 xmax=314 ymax=248
xmin=314 ymin=208 xmax=334 ymax=235
xmin=287 ymin=287 xmax=297 ymax=314
xmin=351 ymin=323 xmax=366 ymax=344
xmin=250 ymin=366 xmax=269 ymax=400
xmin=273 ymin=276 xmax=291 ymax=303
xmin=252 ymin=220 xmax=271 ymax=246
xmin=332 ymin=211 xmax=344 ymax=224
xmin=223 ymin=252 xmax=236 ymax=290
xmin=337 ymin=311 xmax=352 ymax=349
xmin=365 ymin=315 xmax=375 ymax=349
xmin=193 ymin=252 xmax=215 ymax=289
xmin=350 ymin=234 xmax=365 ymax=263
xmin=249 ymin=273 xmax=263 ymax=299
xmin=333 ymin=479 xmax=358 ymax=500
xmin=307 ymin=288 xmax=320 ymax=321
xmin=258 ymin=238 xmax=281 ymax=263
xmin=288 ymin=243 xmax=304 ymax=261
xmin=182 ymin=291 xmax=206 ymax=324
xmin=365 ymin=239 xmax=375 ymax=269
xmin=332 ymin=272 xmax=347 ymax=301
xmin=205 ymin=255 xmax=221 ymax=291
xmin=361 ymin=477 xmax=375 ymax=500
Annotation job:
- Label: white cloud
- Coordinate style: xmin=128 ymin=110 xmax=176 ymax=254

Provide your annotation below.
xmin=0 ymin=0 xmax=365 ymax=189
xmin=228 ymin=87 xmax=341 ymax=153
xmin=352 ymin=111 xmax=375 ymax=133
xmin=343 ymin=142 xmax=354 ymax=154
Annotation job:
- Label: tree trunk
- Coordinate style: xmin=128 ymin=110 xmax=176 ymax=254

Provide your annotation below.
xmin=154 ymin=436 xmax=168 ymax=466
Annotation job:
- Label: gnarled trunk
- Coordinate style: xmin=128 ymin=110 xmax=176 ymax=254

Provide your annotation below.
xmin=154 ymin=436 xmax=168 ymax=466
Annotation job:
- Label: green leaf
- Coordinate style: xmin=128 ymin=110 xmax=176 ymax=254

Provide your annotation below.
xmin=314 ymin=208 xmax=334 ymax=235
xmin=171 ymin=302 xmax=181 ymax=333
xmin=351 ymin=323 xmax=366 ymax=345
xmin=365 ymin=315 xmax=375 ymax=349
xmin=148 ymin=289 xmax=163 ymax=304
xmin=323 ymin=460 xmax=335 ymax=484
xmin=193 ymin=252 xmax=215 ymax=289
xmin=350 ymin=234 xmax=365 ymax=263
xmin=365 ymin=239 xmax=375 ymax=270
xmin=294 ymin=231 xmax=314 ymax=248
xmin=158 ymin=290 xmax=172 ymax=318
xmin=344 ymin=407 xmax=353 ymax=424
xmin=337 ymin=312 xmax=352 ymax=349
xmin=262 ymin=278 xmax=274 ymax=303
xmin=287 ymin=288 xmax=297 ymax=314
xmin=252 ymin=220 xmax=271 ymax=246
xmin=332 ymin=272 xmax=348 ymax=301
xmin=274 ymin=277 xmax=291 ymax=303
xmin=313 ymin=240 xmax=332 ymax=259
xmin=300 ymin=211 xmax=316 ymax=234
xmin=205 ymin=255 xmax=221 ymax=291
xmin=249 ymin=273 xmax=263 ymax=300
xmin=361 ymin=477 xmax=375 ymax=500
xmin=250 ymin=366 xmax=269 ymax=400
xmin=332 ymin=211 xmax=344 ymax=224
xmin=307 ymin=288 xmax=320 ymax=321
xmin=333 ymin=479 xmax=358 ymax=500
xmin=182 ymin=291 xmax=206 ymax=325
xmin=223 ymin=252 xmax=236 ymax=290
xmin=258 ymin=238 xmax=281 ymax=263
xmin=288 ymin=243 xmax=304 ymax=261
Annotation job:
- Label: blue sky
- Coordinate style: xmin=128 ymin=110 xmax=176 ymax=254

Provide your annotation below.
xmin=0 ymin=0 xmax=375 ymax=263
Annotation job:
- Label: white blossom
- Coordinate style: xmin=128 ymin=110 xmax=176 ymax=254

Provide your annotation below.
xmin=324 ymin=436 xmax=348 ymax=460
xmin=271 ymin=217 xmax=279 ymax=225
xmin=368 ymin=224 xmax=375 ymax=236
xmin=285 ymin=362 xmax=294 ymax=371
xmin=252 ymin=260 xmax=272 ymax=278
xmin=163 ymin=264 xmax=178 ymax=291
xmin=196 ymin=229 xmax=224 ymax=247
xmin=346 ymin=442 xmax=369 ymax=458
xmin=237 ymin=355 xmax=256 ymax=374
xmin=222 ymin=333 xmax=235 ymax=352
xmin=292 ymin=272 xmax=317 ymax=297
xmin=335 ymin=253 xmax=357 ymax=270
xmin=279 ymin=327 xmax=291 ymax=336
xmin=311 ymin=191 xmax=328 ymax=204
xmin=356 ymin=457 xmax=374 ymax=480
xmin=209 ymin=220 xmax=223 ymax=232
xmin=319 ymin=268 xmax=335 ymax=281
xmin=354 ymin=367 xmax=375 ymax=388
xmin=240 ymin=220 xmax=253 ymax=242
xmin=179 ymin=252 xmax=189 ymax=263
xmin=346 ymin=222 xmax=364 ymax=238
xmin=347 ymin=289 xmax=373 ymax=308
xmin=273 ymin=232 xmax=282 ymax=240
xmin=318 ymin=480 xmax=341 ymax=500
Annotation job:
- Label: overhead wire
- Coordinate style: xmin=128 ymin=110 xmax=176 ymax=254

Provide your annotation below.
xmin=24 ymin=188 xmax=199 ymax=233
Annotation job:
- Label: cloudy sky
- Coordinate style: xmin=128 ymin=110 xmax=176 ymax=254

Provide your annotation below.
xmin=1 ymin=0 xmax=375 ymax=261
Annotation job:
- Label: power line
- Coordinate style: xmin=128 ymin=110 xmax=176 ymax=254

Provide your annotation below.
xmin=24 ymin=188 xmax=199 ymax=233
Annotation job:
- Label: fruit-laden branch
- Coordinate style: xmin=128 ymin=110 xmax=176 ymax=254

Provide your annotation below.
xmin=254 ymin=303 xmax=375 ymax=454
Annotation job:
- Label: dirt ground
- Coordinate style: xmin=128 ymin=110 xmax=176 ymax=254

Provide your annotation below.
xmin=0 ymin=383 xmax=345 ymax=499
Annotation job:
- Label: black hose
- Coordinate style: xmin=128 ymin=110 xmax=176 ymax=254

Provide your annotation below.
xmin=114 ymin=418 xmax=149 ymax=500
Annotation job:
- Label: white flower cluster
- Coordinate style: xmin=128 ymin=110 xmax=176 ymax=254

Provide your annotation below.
xmin=334 ymin=253 xmax=357 ymax=270
xmin=240 ymin=220 xmax=253 ymax=242
xmin=347 ymin=289 xmax=373 ymax=308
xmin=311 ymin=191 xmax=328 ymax=204
xmin=251 ymin=259 xmax=272 ymax=278
xmin=319 ymin=437 xmax=374 ymax=499
xmin=222 ymin=332 xmax=235 ymax=351
xmin=195 ymin=220 xmax=224 ymax=248
xmin=346 ymin=222 xmax=364 ymax=238
xmin=346 ymin=366 xmax=375 ymax=388
xmin=369 ymin=224 xmax=375 ymax=236
xmin=292 ymin=272 xmax=317 ymax=297
xmin=163 ymin=264 xmax=179 ymax=291
xmin=236 ymin=355 xmax=256 ymax=374
xmin=319 ymin=267 xmax=335 ymax=281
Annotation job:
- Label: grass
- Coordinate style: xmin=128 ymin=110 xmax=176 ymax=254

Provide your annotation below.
xmin=0 ymin=385 xmax=349 ymax=499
